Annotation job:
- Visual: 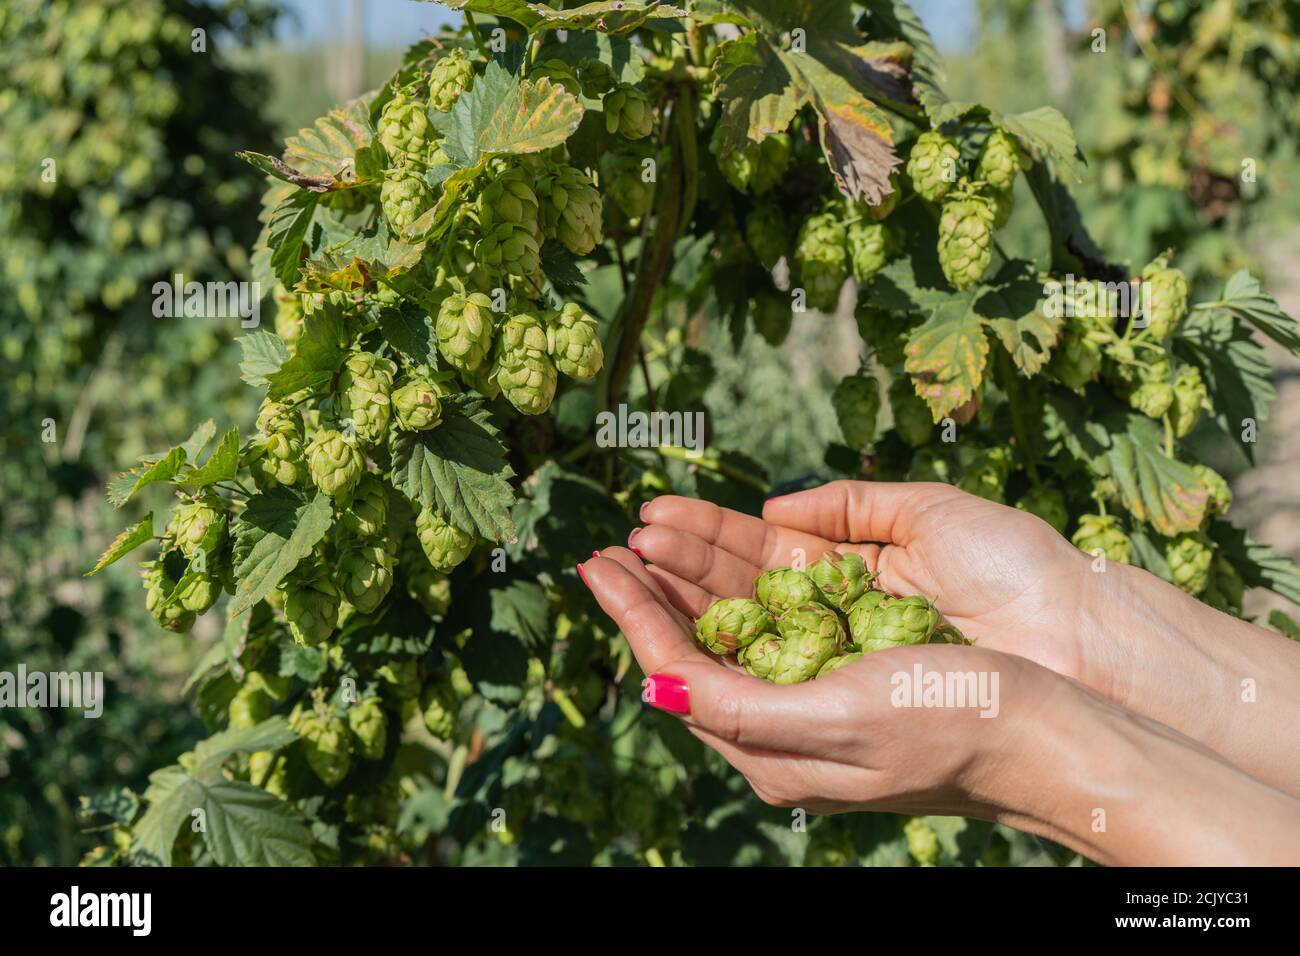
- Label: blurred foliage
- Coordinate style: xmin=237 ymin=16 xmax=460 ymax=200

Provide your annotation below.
xmin=0 ymin=0 xmax=279 ymax=864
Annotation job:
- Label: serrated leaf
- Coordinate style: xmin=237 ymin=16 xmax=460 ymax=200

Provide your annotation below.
xmin=993 ymin=106 xmax=1084 ymax=182
xmin=265 ymin=300 xmax=349 ymax=400
xmin=180 ymin=420 xmax=218 ymax=462
xmin=539 ymin=240 xmax=587 ymax=292
xmin=107 ymin=447 xmax=187 ymax=509
xmin=389 ymin=396 xmax=517 ymax=542
xmin=403 ymin=159 xmax=487 ymax=243
xmin=267 ymin=190 xmax=320 ymax=288
xmin=904 ymin=296 xmax=988 ymax=420
xmin=526 ymin=0 xmax=686 ymax=33
xmin=1023 ymin=163 xmax=1120 ymax=276
xmin=229 ymin=490 xmax=334 ymax=616
xmin=181 ymin=427 xmax=240 ymax=488
xmin=236 ymin=150 xmax=349 ymax=192
xmin=378 ymin=306 xmax=437 ymax=365
xmin=1199 ymin=269 xmax=1300 ymax=354
xmin=489 ymin=580 xmax=551 ymax=651
xmin=195 ymin=780 xmax=317 ymax=867
xmin=1209 ymin=523 xmax=1300 ymax=606
xmin=283 ymin=97 xmax=374 ymax=180
xmin=79 ymin=788 xmax=140 ymax=827
xmin=976 ymin=262 xmax=1061 ymax=376
xmin=182 ymin=639 xmax=232 ymax=697
xmin=239 ymin=331 xmax=291 ymax=387
xmin=1176 ymin=308 xmax=1272 ymax=465
xmin=85 ymin=514 xmax=154 ymax=576
xmin=279 ymin=643 xmax=329 ymax=683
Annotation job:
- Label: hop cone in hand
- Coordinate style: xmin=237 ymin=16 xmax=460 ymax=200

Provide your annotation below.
xmin=429 ymin=48 xmax=475 ymax=112
xmin=907 ymin=131 xmax=961 ymax=202
xmin=546 ymin=302 xmax=604 ymax=381
xmin=307 ymin=428 xmax=364 ymax=499
xmin=493 ymin=312 xmax=558 ymax=415
xmin=938 ymin=193 xmax=994 ymax=290
xmin=832 ymin=372 xmax=881 ymax=451
xmin=1139 ymin=254 xmax=1189 ymax=340
xmin=292 ymin=704 xmax=352 ymax=786
xmin=338 ymin=351 xmax=395 ymax=447
xmin=764 ymin=603 xmax=846 ymax=684
xmin=603 ymin=84 xmax=654 ymax=140
xmin=381 ymin=164 xmax=435 ymax=232
xmin=1071 ymin=514 xmax=1131 ymax=564
xmin=745 ymin=201 xmax=787 ymax=270
xmin=1015 ymin=486 xmax=1069 ymax=534
xmin=378 ymin=83 xmax=430 ymax=163
xmin=815 ymin=651 xmax=864 ymax=678
xmin=889 ymin=376 xmax=934 ymax=448
xmin=392 ymin=375 xmax=444 ymax=431
xmin=809 ymin=551 xmax=876 ymax=612
xmin=416 ymin=507 xmax=474 ymax=572
xmin=694 ymin=597 xmax=777 ymax=654
xmin=975 ymin=128 xmax=1024 ymax=191
xmin=855 ymin=594 xmax=939 ymax=653
xmin=1171 ymin=366 xmax=1210 ymax=437
xmin=337 ymin=540 xmax=394 ymax=614
xmin=846 ymin=589 xmax=891 ymax=647
xmin=794 ymin=212 xmax=848 ymax=312
xmin=537 ymin=164 xmax=603 ymax=255
xmin=436 ymin=292 xmax=496 ymax=373
xmin=754 ymin=568 xmax=822 ymax=616
xmin=1166 ymin=532 xmax=1213 ymax=595
xmin=348 ymin=697 xmax=389 ymax=761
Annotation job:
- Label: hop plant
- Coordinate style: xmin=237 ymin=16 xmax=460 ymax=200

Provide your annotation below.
xmin=415 ymin=507 xmax=475 ymax=572
xmin=808 ymin=551 xmax=875 ymax=612
xmin=381 ymin=164 xmax=435 ymax=233
xmin=493 ymin=311 xmax=558 ymax=415
xmin=937 ymin=192 xmax=994 ymax=290
xmin=348 ymin=697 xmax=389 ymax=761
xmin=794 ymin=212 xmax=849 ymax=312
xmin=745 ymin=201 xmax=787 ymax=270
xmin=905 ymin=817 xmax=941 ymax=866
xmin=745 ymin=603 xmax=845 ymax=684
xmin=1048 ymin=321 xmax=1104 ymax=390
xmin=889 ymin=376 xmax=934 ymax=447
xmin=1171 ymin=366 xmax=1210 ymax=437
xmin=864 ymin=175 xmax=901 ymax=221
xmin=291 ymin=703 xmax=352 ymax=787
xmin=167 ymin=492 xmax=225 ymax=558
xmin=274 ymin=286 xmax=303 ymax=353
xmin=1194 ymin=464 xmax=1232 ymax=516
xmin=987 ymin=186 xmax=1013 ymax=229
xmin=436 ymin=292 xmax=496 ymax=373
xmin=338 ymin=351 xmax=395 ymax=447
xmin=421 ymin=681 xmax=460 ymax=741
xmin=547 ymin=302 xmax=604 ymax=381
xmin=247 ymin=400 xmax=305 ymax=489
xmin=337 ymin=540 xmax=394 ymax=614
xmin=1203 ymin=553 xmax=1245 ymax=614
xmin=306 ymin=428 xmax=364 ymax=499
xmin=603 ymin=84 xmax=654 ymax=140
xmin=1166 ymin=532 xmax=1213 ymax=595
xmin=600 ymin=152 xmax=653 ymax=221
xmin=1016 ymin=486 xmax=1069 ymax=534
xmin=711 ymin=129 xmax=791 ymax=195
xmin=832 ymin=371 xmax=881 ymax=451
xmin=391 ymin=374 xmax=444 ymax=431
xmin=536 ymin=164 xmax=603 ymax=255
xmin=1139 ymin=254 xmax=1189 ymax=340
xmin=377 ymin=82 xmax=430 ymax=163
xmin=956 ymin=445 xmax=1013 ymax=503
xmin=693 ymin=597 xmax=777 ymax=655
xmin=377 ymin=660 xmax=422 ymax=702
xmin=907 ymin=131 xmax=961 ymax=202
xmin=576 ymin=57 xmax=617 ymax=97
xmin=847 ymin=219 xmax=893 ymax=283
xmin=754 ymin=567 xmax=823 ymax=616
xmin=854 ymin=594 xmax=939 ymax=653
xmin=751 ymin=290 xmax=792 ymax=346
xmin=975 ymin=128 xmax=1024 ymax=191
xmin=1071 ymin=514 xmax=1131 ymax=564
xmin=175 ymin=572 xmax=221 ymax=614
xmin=283 ymin=570 xmax=342 ymax=647
xmin=477 ymin=166 xmax=542 ymax=236
xmin=530 ymin=58 xmax=582 ymax=96
xmin=401 ymin=530 xmax=452 ymax=615
xmin=141 ymin=560 xmax=195 ymax=633
xmin=475 ymin=221 xmax=542 ymax=282
xmin=228 ymin=684 xmax=269 ymax=730
xmin=338 ymin=474 xmax=389 ymax=540
xmin=429 ymin=48 xmax=475 ymax=112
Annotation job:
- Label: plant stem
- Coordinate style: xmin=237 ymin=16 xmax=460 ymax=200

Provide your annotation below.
xmin=443 ymin=743 xmax=469 ymax=800
xmin=463 ymin=11 xmax=491 ymax=58
xmin=656 ymin=444 xmax=769 ymax=492
xmin=644 ymin=847 xmax=667 ymax=867
xmin=549 ymin=687 xmax=586 ymax=729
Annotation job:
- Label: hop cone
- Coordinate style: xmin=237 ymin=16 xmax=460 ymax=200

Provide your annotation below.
xmin=1048 ymin=321 xmax=1103 ymax=389
xmin=711 ymin=128 xmax=790 ymax=195
xmin=421 ymin=681 xmax=460 ymax=741
xmin=816 ymin=651 xmax=864 ymax=679
xmin=381 ymin=164 xmax=435 ymax=232
xmin=576 ymin=57 xmax=616 ymax=97
xmin=832 ymin=371 xmax=881 ymax=451
xmin=337 ymin=540 xmax=394 ymax=614
xmin=546 ymin=302 xmax=604 ymax=381
xmin=975 ymin=128 xmax=1024 ymax=191
xmin=938 ymin=194 xmax=994 ymax=290
xmin=291 ymin=705 xmax=352 ymax=786
xmin=477 ymin=166 xmax=541 ymax=235
xmin=1071 ymin=514 xmax=1131 ymax=564
xmin=429 ymin=48 xmax=475 ymax=112
xmin=601 ymin=152 xmax=653 ymax=220
xmin=889 ymin=376 xmax=934 ymax=448
xmin=754 ymin=567 xmax=822 ymax=616
xmin=1167 ymin=532 xmax=1213 ymax=595
xmin=1203 ymin=553 xmax=1244 ymax=615
xmin=847 ymin=219 xmax=893 ymax=283
xmin=856 ymin=594 xmax=939 ymax=653
xmin=141 ymin=560 xmax=195 ymax=633
xmin=348 ymin=697 xmax=389 ymax=761
xmin=337 ymin=474 xmax=388 ymax=540
xmin=392 ymin=375 xmax=443 ymax=431
xmin=809 ymin=551 xmax=876 ymax=612
xmin=416 ymin=507 xmax=474 ymax=572
xmin=175 ymin=572 xmax=220 ymax=614
xmin=906 ymin=131 xmax=961 ymax=202
xmin=530 ymin=58 xmax=582 ymax=96
xmin=274 ymin=286 xmax=303 ymax=353
xmin=537 ymin=164 xmax=603 ymax=255
xmin=737 ymin=633 xmax=782 ymax=681
xmin=1129 ymin=379 xmax=1174 ymax=420
xmin=905 ymin=817 xmax=941 ymax=866
xmin=1194 ymin=463 xmax=1232 ymax=516
xmin=284 ymin=574 xmax=341 ymax=647
xmin=306 ymin=428 xmax=364 ymax=499
xmin=228 ymin=684 xmax=269 ymax=729
xmin=794 ymin=212 xmax=848 ymax=312
xmin=402 ymin=530 xmax=452 ymax=615
xmin=475 ymin=222 xmax=542 ymax=281
xmin=956 ymin=445 xmax=1013 ymax=503
xmin=1139 ymin=255 xmax=1189 ymax=340
xmin=436 ymin=292 xmax=496 ymax=372
xmin=987 ymin=186 xmax=1013 ymax=229
xmin=745 ymin=201 xmax=787 ymax=270
xmin=248 ymin=400 xmax=305 ymax=489
xmin=338 ymin=351 xmax=395 ymax=447
xmin=1171 ymin=366 xmax=1210 ymax=437
xmin=752 ymin=290 xmax=792 ymax=346
xmin=857 ymin=304 xmax=909 ymax=366
xmin=493 ymin=311 xmax=558 ymax=415
xmin=168 ymin=493 xmax=225 ymax=558
xmin=1015 ymin=486 xmax=1069 ymax=534
xmin=846 ymin=590 xmax=890 ymax=648
xmin=603 ymin=84 xmax=654 ymax=140
xmin=765 ymin=603 xmax=846 ymax=684
xmin=377 ymin=660 xmax=421 ymax=702
xmin=377 ymin=83 xmax=430 ymax=163
xmin=694 ymin=597 xmax=777 ymax=655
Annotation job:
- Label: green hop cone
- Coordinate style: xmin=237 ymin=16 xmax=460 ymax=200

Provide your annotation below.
xmin=906 ymin=131 xmax=961 ymax=202
xmin=338 ymin=474 xmax=389 ymax=540
xmin=291 ymin=704 xmax=352 ymax=787
xmin=938 ymin=193 xmax=994 ymax=290
xmin=754 ymin=567 xmax=822 ymax=616
xmin=168 ymin=493 xmax=225 ymax=558
xmin=283 ymin=575 xmax=341 ymax=646
xmin=306 ymin=428 xmax=364 ymax=499
xmin=737 ymin=633 xmax=782 ymax=681
xmin=381 ymin=164 xmax=435 ymax=233
xmin=1129 ymin=379 xmax=1174 ymax=420
xmin=600 ymin=152 xmax=653 ymax=221
xmin=377 ymin=83 xmax=430 ymax=163
xmin=815 ymin=651 xmax=864 ymax=679
xmin=377 ymin=660 xmax=422 ymax=702
xmin=477 ymin=166 xmax=541 ymax=236
xmin=710 ymin=128 xmax=791 ymax=195
xmin=493 ymin=311 xmax=558 ymax=415
xmin=247 ymin=671 xmax=293 ymax=702
xmin=905 ymin=817 xmax=941 ymax=866
xmin=274 ymin=286 xmax=303 ymax=353
xmin=845 ymin=589 xmax=890 ymax=647
xmin=1171 ymin=366 xmax=1211 ymax=437
xmin=693 ymin=597 xmax=777 ymax=655
xmin=1203 ymin=553 xmax=1244 ymax=614
xmin=832 ymin=371 xmax=881 ymax=451
xmin=956 ymin=445 xmax=1013 ymax=503
xmin=435 ymin=292 xmax=496 ymax=373
xmin=415 ymin=507 xmax=475 ymax=572
xmin=1071 ymin=514 xmax=1131 ymax=564
xmin=1138 ymin=254 xmax=1189 ymax=340
xmin=401 ymin=530 xmax=452 ymax=615
xmin=1194 ymin=463 xmax=1232 ymax=517
xmin=847 ymin=219 xmax=893 ymax=283
xmin=975 ymin=128 xmax=1024 ymax=192
xmin=1048 ymin=321 xmax=1103 ymax=390
xmin=338 ymin=350 xmax=395 ymax=447
xmin=141 ymin=560 xmax=195 ymax=633
xmin=537 ymin=164 xmax=603 ymax=255
xmin=175 ymin=572 xmax=221 ymax=614
xmin=429 ymin=48 xmax=475 ymax=112
xmin=475 ymin=221 xmax=542 ymax=282
xmin=794 ymin=212 xmax=849 ymax=312
xmin=228 ymin=684 xmax=269 ymax=729
xmin=248 ymin=400 xmax=305 ymax=489
xmin=987 ymin=186 xmax=1013 ymax=229
xmin=1015 ymin=486 xmax=1069 ymax=534
xmin=421 ymin=681 xmax=460 ymax=741
xmin=391 ymin=375 xmax=443 ymax=431
xmin=1166 ymin=532 xmax=1213 ymax=595
xmin=808 ymin=551 xmax=876 ymax=612
xmin=889 ymin=376 xmax=934 ymax=448
xmin=546 ymin=302 xmax=604 ymax=381
xmin=576 ymin=57 xmax=616 ymax=97
xmin=348 ymin=697 xmax=389 ymax=761
xmin=529 ymin=58 xmax=582 ymax=96
xmin=765 ymin=603 xmax=846 ymax=684
xmin=751 ymin=290 xmax=792 ymax=346
xmin=603 ymin=84 xmax=654 ymax=140
xmin=745 ymin=201 xmax=787 ymax=270
xmin=858 ymin=594 xmax=939 ymax=653
xmin=337 ymin=540 xmax=394 ymax=614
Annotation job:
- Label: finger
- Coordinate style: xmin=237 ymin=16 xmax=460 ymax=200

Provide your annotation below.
xmin=643 ymin=564 xmax=716 ymax=620
xmin=641 ymin=495 xmax=838 ymax=570
xmin=629 ymin=523 xmax=764 ymax=600
xmin=594 ymin=546 xmax=695 ymax=631
xmin=763 ymin=479 xmax=957 ymax=546
xmin=580 ymin=554 xmax=707 ymax=671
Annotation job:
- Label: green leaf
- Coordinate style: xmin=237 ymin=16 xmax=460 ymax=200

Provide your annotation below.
xmin=266 ymin=299 xmax=349 ymax=400
xmin=1176 ymin=308 xmax=1273 ymax=465
xmin=266 ymin=190 xmax=320 ymax=288
xmin=976 ymin=262 xmax=1061 ymax=377
xmin=182 ymin=638 xmax=233 ymax=697
xmin=402 ymin=159 xmax=487 ymax=243
xmin=389 ymin=396 xmax=517 ymax=543
xmin=229 ymin=490 xmax=335 ymax=616
xmin=1023 ymin=163 xmax=1117 ymax=276
xmin=378 ymin=306 xmax=437 ymax=366
xmin=283 ymin=97 xmax=374 ymax=181
xmin=239 ymin=330 xmax=291 ymax=388
xmin=429 ymin=61 xmax=584 ymax=168
xmin=1209 ymin=523 xmax=1300 ymax=606
xmin=489 ymin=580 xmax=551 ymax=652
xmin=280 ymin=643 xmax=329 ymax=683
xmin=539 ymin=240 xmax=587 ymax=292
xmin=107 ymin=447 xmax=187 ymax=509
xmin=993 ymin=107 xmax=1084 ymax=182
xmin=85 ymin=514 xmax=154 ymax=576
xmin=180 ymin=420 xmax=218 ymax=463
xmin=193 ymin=780 xmax=317 ymax=867
xmin=903 ymin=295 xmax=988 ymax=420
xmin=181 ymin=427 xmax=240 ymax=488
xmin=1268 ymin=610 xmax=1300 ymax=642
xmin=236 ymin=151 xmax=348 ymax=193
xmin=79 ymin=788 xmax=140 ymax=827
xmin=525 ymin=0 xmax=686 ymax=33
xmin=536 ymin=30 xmax=645 ymax=85
xmin=1199 ymin=270 xmax=1300 ymax=354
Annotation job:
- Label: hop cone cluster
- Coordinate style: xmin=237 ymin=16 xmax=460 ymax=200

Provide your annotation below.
xmin=1139 ymin=254 xmax=1189 ymax=340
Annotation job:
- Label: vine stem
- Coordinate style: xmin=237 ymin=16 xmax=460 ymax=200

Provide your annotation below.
xmin=443 ymin=743 xmax=469 ymax=800
xmin=657 ymin=444 xmax=768 ymax=492
xmin=549 ymin=687 xmax=586 ymax=729
xmin=644 ymin=847 xmax=667 ymax=867
xmin=463 ymin=12 xmax=491 ymax=58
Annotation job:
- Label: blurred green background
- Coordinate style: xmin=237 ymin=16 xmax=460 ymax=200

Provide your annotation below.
xmin=3 ymin=0 xmax=1298 ymax=865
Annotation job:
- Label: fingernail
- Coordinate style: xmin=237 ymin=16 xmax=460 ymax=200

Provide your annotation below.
xmin=643 ymin=673 xmax=690 ymax=714
xmin=639 ymin=501 xmax=650 ymax=521
xmin=577 ymin=563 xmax=589 ymax=588
xmin=627 ymin=528 xmax=645 ymax=559
xmin=591 ymin=550 xmax=601 ymax=559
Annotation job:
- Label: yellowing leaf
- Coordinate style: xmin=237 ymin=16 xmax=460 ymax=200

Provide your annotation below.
xmin=904 ymin=297 xmax=989 ymax=420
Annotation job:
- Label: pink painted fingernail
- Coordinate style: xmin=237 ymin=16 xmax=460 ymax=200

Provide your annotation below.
xmin=643 ymin=673 xmax=690 ymax=714
xmin=591 ymin=550 xmax=601 ymax=558
xmin=640 ymin=501 xmax=651 ymax=521
xmin=627 ymin=528 xmax=646 ymax=558
xmin=577 ymin=563 xmax=589 ymax=588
